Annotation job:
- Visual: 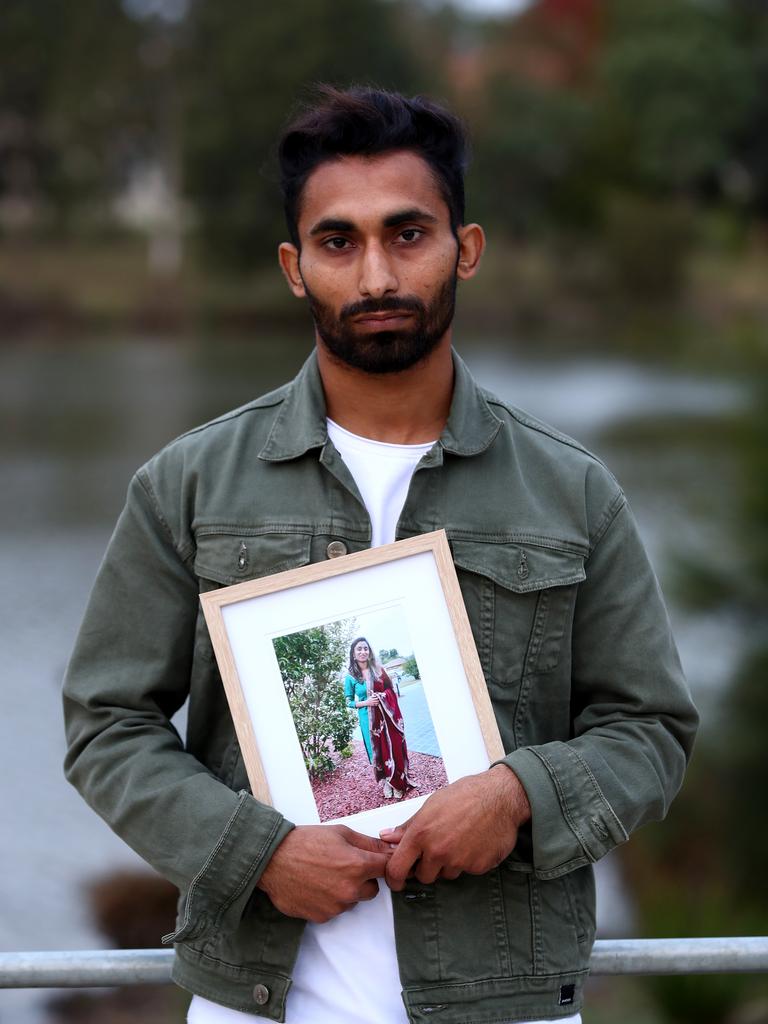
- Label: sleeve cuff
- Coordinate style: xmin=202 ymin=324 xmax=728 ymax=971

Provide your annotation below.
xmin=495 ymin=744 xmax=627 ymax=879
xmin=163 ymin=791 xmax=294 ymax=944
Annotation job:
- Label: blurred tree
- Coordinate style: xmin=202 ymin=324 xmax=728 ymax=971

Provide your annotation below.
xmin=468 ymin=76 xmax=591 ymax=234
xmin=728 ymin=0 xmax=768 ymax=219
xmin=179 ymin=0 xmax=422 ymax=268
xmin=458 ymin=0 xmax=597 ymax=233
xmin=594 ymin=0 xmax=755 ymax=195
xmin=462 ymin=0 xmax=762 ymax=248
xmin=2 ymin=0 xmax=767 ymax=320
xmin=0 ymin=0 xmax=152 ymax=233
xmin=579 ymin=0 xmax=757 ymax=299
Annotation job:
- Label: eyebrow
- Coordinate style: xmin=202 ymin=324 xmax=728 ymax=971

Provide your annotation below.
xmin=383 ymin=207 xmax=439 ymax=228
xmin=308 ymin=217 xmax=355 ymax=237
xmin=307 ymin=207 xmax=439 ymax=237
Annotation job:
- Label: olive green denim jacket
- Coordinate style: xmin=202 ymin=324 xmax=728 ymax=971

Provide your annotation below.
xmin=63 ymin=350 xmax=698 ymax=1023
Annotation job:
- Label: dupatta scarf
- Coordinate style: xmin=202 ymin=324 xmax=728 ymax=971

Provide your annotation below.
xmin=369 ymin=668 xmax=415 ymax=793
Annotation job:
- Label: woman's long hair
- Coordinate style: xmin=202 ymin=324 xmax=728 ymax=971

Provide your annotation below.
xmin=348 ymin=636 xmax=384 ymax=684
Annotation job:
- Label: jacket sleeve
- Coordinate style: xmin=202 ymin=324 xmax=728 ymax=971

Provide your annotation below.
xmin=500 ymin=495 xmax=699 ymax=879
xmin=62 ymin=470 xmax=294 ymax=944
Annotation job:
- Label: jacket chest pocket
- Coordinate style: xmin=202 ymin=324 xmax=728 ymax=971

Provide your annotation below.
xmin=193 ymin=529 xmax=313 ymax=587
xmin=192 ymin=528 xmax=313 ymax=659
xmin=452 ymin=538 xmax=585 ymax=698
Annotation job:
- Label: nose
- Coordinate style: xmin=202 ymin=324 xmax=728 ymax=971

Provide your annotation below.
xmin=358 ymin=242 xmax=398 ymax=299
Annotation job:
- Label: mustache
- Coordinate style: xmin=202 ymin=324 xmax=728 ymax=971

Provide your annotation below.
xmin=340 ymin=296 xmax=425 ymax=320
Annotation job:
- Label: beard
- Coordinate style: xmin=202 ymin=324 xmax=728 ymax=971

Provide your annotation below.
xmin=304 ymin=272 xmax=457 ymax=375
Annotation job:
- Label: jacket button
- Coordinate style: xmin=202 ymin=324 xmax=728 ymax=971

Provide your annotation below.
xmin=252 ymin=983 xmax=270 ymax=1005
xmin=326 ymin=540 xmax=348 ymax=559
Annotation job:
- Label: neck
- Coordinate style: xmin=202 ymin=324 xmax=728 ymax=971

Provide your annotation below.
xmin=317 ymin=334 xmax=454 ymax=444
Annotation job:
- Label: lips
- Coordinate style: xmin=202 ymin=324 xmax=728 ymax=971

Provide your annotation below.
xmin=352 ymin=312 xmax=414 ymax=326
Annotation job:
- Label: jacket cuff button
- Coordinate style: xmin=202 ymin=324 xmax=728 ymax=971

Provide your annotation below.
xmin=326 ymin=540 xmax=348 ymax=558
xmin=252 ymin=983 xmax=270 ymax=1005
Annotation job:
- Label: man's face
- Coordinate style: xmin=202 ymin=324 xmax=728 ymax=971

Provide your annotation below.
xmin=280 ymin=151 xmax=465 ymax=374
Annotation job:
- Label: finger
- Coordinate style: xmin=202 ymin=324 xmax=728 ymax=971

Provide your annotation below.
xmin=307 ymin=910 xmax=334 ymax=925
xmin=344 ymin=829 xmax=394 ymax=856
xmin=438 ymin=864 xmax=462 ymax=880
xmin=385 ymin=837 xmax=422 ymax=891
xmin=358 ymin=878 xmax=381 ymax=902
xmin=354 ymin=849 xmax=392 ymax=879
xmin=379 ymin=826 xmax=406 ymax=843
xmin=379 ymin=814 xmax=414 ymax=844
xmin=414 ymin=857 xmax=442 ymax=885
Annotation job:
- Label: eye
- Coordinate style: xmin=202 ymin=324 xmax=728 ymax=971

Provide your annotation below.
xmin=323 ymin=236 xmax=353 ymax=251
xmin=398 ymin=227 xmax=423 ymax=243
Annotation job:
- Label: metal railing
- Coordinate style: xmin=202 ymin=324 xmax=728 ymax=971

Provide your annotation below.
xmin=1 ymin=938 xmax=767 ymax=989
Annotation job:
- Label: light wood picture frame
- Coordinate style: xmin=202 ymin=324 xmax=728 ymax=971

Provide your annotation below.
xmin=200 ymin=529 xmax=504 ymax=836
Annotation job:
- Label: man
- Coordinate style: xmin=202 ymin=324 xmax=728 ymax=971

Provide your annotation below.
xmin=63 ymin=87 xmax=698 ymax=1024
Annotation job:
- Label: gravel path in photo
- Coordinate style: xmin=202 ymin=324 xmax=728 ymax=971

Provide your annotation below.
xmin=311 ymin=741 xmax=448 ymax=822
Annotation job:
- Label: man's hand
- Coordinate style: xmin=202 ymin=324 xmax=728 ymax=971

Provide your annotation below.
xmin=257 ymin=824 xmax=392 ymax=923
xmin=381 ymin=765 xmax=531 ymax=891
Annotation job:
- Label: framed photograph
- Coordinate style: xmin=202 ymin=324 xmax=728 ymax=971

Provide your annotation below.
xmin=200 ymin=530 xmax=504 ymax=837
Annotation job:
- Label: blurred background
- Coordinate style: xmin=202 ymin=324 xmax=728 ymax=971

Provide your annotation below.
xmin=1 ymin=0 xmax=766 ymax=1021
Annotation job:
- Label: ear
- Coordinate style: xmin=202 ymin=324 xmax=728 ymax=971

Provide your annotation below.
xmin=278 ymin=242 xmax=306 ymax=298
xmin=455 ymin=223 xmax=485 ymax=281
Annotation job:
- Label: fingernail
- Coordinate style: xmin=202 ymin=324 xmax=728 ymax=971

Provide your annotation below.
xmin=379 ymin=828 xmax=395 ymax=837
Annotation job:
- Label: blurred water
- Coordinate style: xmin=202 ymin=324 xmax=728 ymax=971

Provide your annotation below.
xmin=0 ymin=336 xmax=750 ymax=1022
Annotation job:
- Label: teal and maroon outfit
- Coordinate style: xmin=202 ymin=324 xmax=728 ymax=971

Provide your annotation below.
xmin=345 ymin=668 xmax=413 ymax=792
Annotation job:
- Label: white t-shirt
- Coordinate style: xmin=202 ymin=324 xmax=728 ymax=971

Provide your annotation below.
xmin=188 ymin=420 xmax=580 ymax=1024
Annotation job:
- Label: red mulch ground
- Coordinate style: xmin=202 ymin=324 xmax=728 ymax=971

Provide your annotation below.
xmin=311 ymin=741 xmax=448 ymax=821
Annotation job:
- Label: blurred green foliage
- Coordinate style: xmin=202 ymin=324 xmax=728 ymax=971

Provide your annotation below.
xmin=0 ymin=0 xmax=152 ymax=227
xmin=179 ymin=0 xmax=423 ymax=266
xmin=2 ymin=0 xmax=768 ymax=285
xmin=597 ymin=1 xmax=755 ymax=192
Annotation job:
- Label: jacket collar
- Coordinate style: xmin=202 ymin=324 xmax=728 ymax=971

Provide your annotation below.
xmin=258 ymin=348 xmax=502 ymax=462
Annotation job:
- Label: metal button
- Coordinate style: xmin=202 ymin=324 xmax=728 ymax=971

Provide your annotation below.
xmin=252 ymin=983 xmax=270 ymax=1005
xmin=237 ymin=541 xmax=248 ymax=573
xmin=326 ymin=540 xmax=348 ymax=559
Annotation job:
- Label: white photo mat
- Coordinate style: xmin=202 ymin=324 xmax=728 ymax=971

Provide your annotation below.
xmin=201 ymin=530 xmax=504 ymax=837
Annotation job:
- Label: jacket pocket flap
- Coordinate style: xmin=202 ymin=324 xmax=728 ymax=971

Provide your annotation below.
xmin=451 ymin=539 xmax=585 ymax=593
xmin=194 ymin=530 xmax=312 ymax=585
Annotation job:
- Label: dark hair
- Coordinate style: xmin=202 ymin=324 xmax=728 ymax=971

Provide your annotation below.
xmin=278 ymin=85 xmax=469 ymax=247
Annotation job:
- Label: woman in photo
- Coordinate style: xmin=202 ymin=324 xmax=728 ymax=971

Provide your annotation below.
xmin=343 ymin=637 xmax=414 ymax=800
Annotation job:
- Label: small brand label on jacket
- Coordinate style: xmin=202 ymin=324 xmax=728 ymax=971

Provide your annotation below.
xmin=559 ymin=984 xmax=576 ymax=1006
